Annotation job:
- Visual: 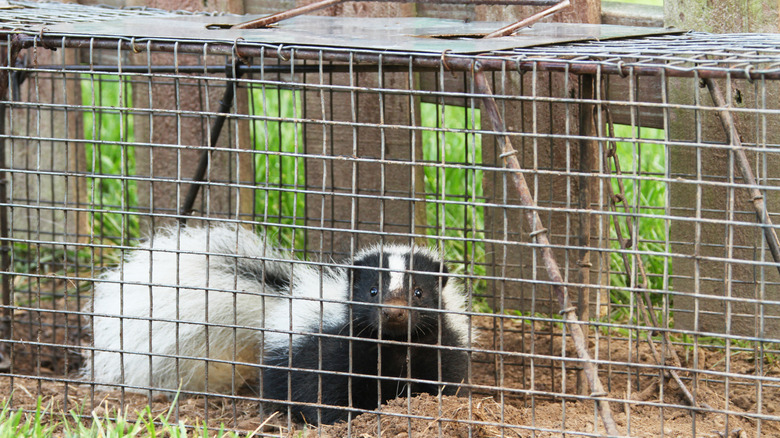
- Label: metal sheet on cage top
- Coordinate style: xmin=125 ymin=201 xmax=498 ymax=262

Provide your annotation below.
xmin=45 ymin=15 xmax=679 ymax=54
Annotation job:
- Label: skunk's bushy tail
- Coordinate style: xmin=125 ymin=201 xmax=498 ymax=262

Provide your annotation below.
xmin=86 ymin=225 xmax=292 ymax=394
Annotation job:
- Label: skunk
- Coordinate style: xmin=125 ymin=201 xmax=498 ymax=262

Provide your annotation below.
xmin=86 ymin=225 xmax=345 ymax=394
xmin=261 ymin=245 xmax=472 ymax=425
xmin=86 ymin=225 xmax=474 ymax=421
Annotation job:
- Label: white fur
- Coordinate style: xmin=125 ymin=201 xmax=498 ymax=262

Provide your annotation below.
xmin=439 ymin=280 xmax=472 ymax=347
xmin=264 ymin=259 xmax=347 ymax=349
xmin=85 ymin=225 xmax=345 ymax=394
xmin=387 ymin=253 xmax=406 ymax=292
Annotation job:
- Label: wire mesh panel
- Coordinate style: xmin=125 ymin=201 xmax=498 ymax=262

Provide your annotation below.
xmin=0 ymin=1 xmax=779 ymax=437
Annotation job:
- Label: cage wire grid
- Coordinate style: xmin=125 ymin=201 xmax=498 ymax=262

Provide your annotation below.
xmin=0 ymin=0 xmax=778 ymax=437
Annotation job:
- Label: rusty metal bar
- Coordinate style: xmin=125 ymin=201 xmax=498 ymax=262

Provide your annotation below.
xmin=28 ymin=64 xmax=395 ymax=74
xmin=704 ymin=77 xmax=780 ymax=277
xmin=14 ymin=34 xmax=778 ymax=81
xmin=474 ymin=69 xmax=620 ymax=437
xmin=483 ymin=0 xmax=570 ymax=39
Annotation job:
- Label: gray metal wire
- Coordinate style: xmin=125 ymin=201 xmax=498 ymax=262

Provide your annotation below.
xmin=0 ymin=0 xmax=197 ymax=32
xmin=0 ymin=2 xmax=779 ymax=437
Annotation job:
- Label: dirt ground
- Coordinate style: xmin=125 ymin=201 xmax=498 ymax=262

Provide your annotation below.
xmin=2 ymin=297 xmax=779 ymax=437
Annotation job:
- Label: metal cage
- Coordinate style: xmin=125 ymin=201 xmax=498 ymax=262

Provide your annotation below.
xmin=0 ymin=1 xmax=779 ymax=436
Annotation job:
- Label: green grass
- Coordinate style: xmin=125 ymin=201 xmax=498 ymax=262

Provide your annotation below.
xmin=420 ymin=103 xmax=487 ymax=292
xmin=607 ymin=124 xmax=669 ymax=320
xmin=81 ymin=74 xmax=139 ymax=244
xmin=249 ymin=86 xmax=306 ymax=251
xmin=0 ymin=395 xmax=262 ymax=438
xmin=0 ymin=398 xmax=55 ymax=437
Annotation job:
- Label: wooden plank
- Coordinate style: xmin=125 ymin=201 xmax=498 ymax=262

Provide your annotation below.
xmin=601 ymin=1 xmax=662 ymax=27
xmin=476 ymin=1 xmax=603 ymax=316
xmin=607 ymin=75 xmax=664 ymax=129
xmin=9 ymin=45 xmax=86 ymax=243
xmin=128 ymin=0 xmax=254 ymax=230
xmin=299 ymin=1 xmax=425 ymax=256
xmin=667 ymin=0 xmax=780 ymax=338
xmin=243 ymin=0 xmax=295 ymax=15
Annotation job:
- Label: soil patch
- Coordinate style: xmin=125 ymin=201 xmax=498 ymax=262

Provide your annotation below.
xmin=2 ymin=301 xmax=779 ymax=437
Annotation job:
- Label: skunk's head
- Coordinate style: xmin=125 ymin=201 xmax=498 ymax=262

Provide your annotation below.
xmin=348 ymin=245 xmax=450 ymax=340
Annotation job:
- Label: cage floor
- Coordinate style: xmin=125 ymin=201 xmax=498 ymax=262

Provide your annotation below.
xmin=3 ymin=309 xmax=777 ymax=437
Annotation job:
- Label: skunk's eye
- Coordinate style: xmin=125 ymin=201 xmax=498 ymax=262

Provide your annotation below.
xmin=370 ymin=286 xmax=379 ymax=296
xmin=414 ymin=288 xmax=423 ymax=298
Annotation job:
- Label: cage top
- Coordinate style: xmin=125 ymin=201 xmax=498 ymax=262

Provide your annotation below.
xmin=45 ymin=14 xmax=680 ymax=55
xmin=501 ymin=32 xmax=780 ymax=79
xmin=5 ymin=1 xmax=780 ymax=79
xmin=1 ymin=0 xmax=674 ymax=55
xmin=0 ymin=1 xmax=669 ymax=53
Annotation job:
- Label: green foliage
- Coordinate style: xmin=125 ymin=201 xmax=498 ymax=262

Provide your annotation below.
xmin=81 ymin=74 xmax=139 ymax=244
xmin=0 ymin=398 xmax=56 ymax=437
xmin=11 ymin=242 xmax=93 ymax=277
xmin=0 ymin=395 xmax=257 ymax=438
xmin=607 ymin=124 xmax=669 ymax=318
xmin=249 ymin=86 xmax=306 ymax=250
xmin=420 ymin=103 xmax=486 ymax=293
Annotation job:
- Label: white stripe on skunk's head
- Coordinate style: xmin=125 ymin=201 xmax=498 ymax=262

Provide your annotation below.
xmin=348 ymin=244 xmax=472 ymax=345
xmin=351 ymin=244 xmax=449 ymax=295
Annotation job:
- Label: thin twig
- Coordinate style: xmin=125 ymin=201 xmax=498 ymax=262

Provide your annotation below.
xmin=248 ymin=411 xmax=278 ymax=437
xmin=483 ymin=0 xmax=571 ymax=39
xmin=601 ymin=104 xmax=700 ymax=410
xmin=474 ymin=70 xmax=620 ymax=437
xmin=232 ymin=0 xmax=345 ymax=29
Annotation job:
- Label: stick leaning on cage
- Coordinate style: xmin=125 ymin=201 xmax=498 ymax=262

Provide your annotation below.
xmin=704 ymin=77 xmax=780 ymax=278
xmin=601 ymin=104 xmax=705 ymax=411
xmin=474 ymin=69 xmax=620 ymax=437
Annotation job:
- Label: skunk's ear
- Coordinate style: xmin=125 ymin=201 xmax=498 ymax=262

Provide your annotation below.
xmin=347 ymin=266 xmax=361 ymax=285
xmin=438 ymin=263 xmax=449 ymax=288
xmin=347 ymin=257 xmax=370 ymax=285
xmin=437 ymin=262 xmax=450 ymax=289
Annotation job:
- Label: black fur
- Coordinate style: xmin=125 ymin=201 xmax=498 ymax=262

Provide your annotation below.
xmin=261 ymin=251 xmax=468 ymax=425
xmin=211 ymin=248 xmax=291 ymax=291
